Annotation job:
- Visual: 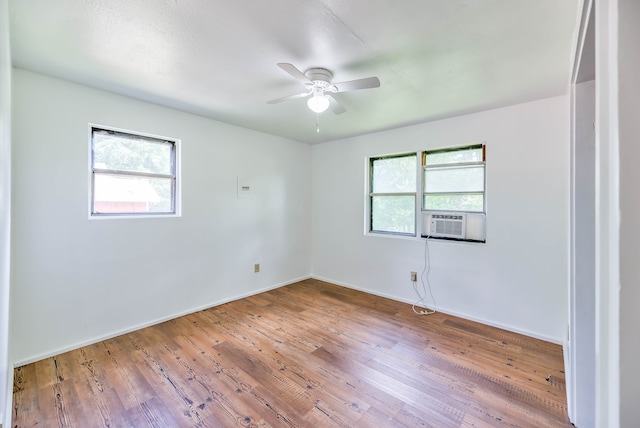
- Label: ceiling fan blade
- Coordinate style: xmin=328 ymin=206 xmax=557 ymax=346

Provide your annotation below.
xmin=333 ymin=76 xmax=380 ymax=92
xmin=266 ymin=91 xmax=311 ymax=104
xmin=327 ymin=94 xmax=346 ymax=114
xmin=277 ymin=63 xmax=311 ymax=84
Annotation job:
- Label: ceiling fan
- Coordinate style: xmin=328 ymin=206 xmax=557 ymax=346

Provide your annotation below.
xmin=267 ymin=63 xmax=380 ymax=114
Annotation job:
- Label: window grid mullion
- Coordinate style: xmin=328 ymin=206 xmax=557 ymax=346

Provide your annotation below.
xmin=93 ymin=168 xmax=175 ymax=180
xmin=423 ymin=161 xmax=486 ymax=169
xmin=369 ymin=192 xmax=416 ymax=197
xmin=422 ymin=191 xmax=485 ymax=196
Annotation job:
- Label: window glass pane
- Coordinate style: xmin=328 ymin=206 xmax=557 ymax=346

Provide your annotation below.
xmin=371 ymin=195 xmax=415 ymax=234
xmin=94 ymin=174 xmax=173 ymax=214
xmin=423 ymin=194 xmax=484 ymax=212
xmin=93 ymin=131 xmax=173 ymax=175
xmin=425 ymin=147 xmax=483 ymax=166
xmin=424 ymin=165 xmax=484 ymax=193
xmin=371 ymin=155 xmax=416 ymax=193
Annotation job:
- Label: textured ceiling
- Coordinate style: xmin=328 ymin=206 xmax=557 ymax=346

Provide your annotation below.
xmin=9 ymin=0 xmax=581 ymax=144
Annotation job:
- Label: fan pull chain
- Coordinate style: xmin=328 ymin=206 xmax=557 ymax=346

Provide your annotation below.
xmin=316 ymin=112 xmax=320 ymax=133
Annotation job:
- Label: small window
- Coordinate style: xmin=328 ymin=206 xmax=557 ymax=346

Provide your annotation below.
xmin=90 ymin=126 xmax=179 ymax=217
xmin=369 ymin=153 xmax=417 ymax=235
xmin=422 ymin=144 xmax=485 ymax=213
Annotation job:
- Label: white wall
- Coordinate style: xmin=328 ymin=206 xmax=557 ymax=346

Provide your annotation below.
xmin=0 ymin=0 xmax=12 ymax=424
xmin=311 ymin=96 xmax=569 ymax=342
xmin=618 ymin=0 xmax=640 ymax=424
xmin=10 ymin=69 xmax=312 ymax=364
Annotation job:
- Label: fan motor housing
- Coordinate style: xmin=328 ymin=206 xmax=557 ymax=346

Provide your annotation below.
xmin=305 ymin=68 xmax=333 ymax=87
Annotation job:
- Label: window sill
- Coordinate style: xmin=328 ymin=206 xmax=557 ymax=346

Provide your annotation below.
xmin=365 ymin=231 xmax=485 ymax=245
xmin=89 ymin=213 xmax=181 ymax=220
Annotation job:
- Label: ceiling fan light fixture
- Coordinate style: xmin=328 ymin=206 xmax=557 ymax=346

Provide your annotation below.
xmin=307 ymin=93 xmax=330 ymax=113
xmin=268 ymin=63 xmax=380 ymax=117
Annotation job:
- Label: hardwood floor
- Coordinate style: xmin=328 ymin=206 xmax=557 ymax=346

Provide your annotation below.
xmin=12 ymin=279 xmax=572 ymax=427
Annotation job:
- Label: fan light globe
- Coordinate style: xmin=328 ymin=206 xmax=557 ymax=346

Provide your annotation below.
xmin=307 ymin=94 xmax=330 ymax=113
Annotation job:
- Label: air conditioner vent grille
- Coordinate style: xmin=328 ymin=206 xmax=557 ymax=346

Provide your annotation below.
xmin=435 ymin=218 xmax=463 ymax=236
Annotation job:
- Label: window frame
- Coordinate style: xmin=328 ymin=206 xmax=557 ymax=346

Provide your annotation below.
xmin=366 ymin=143 xmax=486 ymax=242
xmin=367 ymin=152 xmax=418 ymax=237
xmin=421 ymin=143 xmax=486 ymax=214
xmin=89 ymin=124 xmax=181 ymax=219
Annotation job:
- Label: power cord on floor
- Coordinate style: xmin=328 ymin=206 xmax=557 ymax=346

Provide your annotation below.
xmin=412 ymin=236 xmax=437 ymax=316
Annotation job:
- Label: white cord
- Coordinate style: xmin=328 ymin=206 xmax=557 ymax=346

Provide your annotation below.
xmin=412 ymin=236 xmax=436 ymax=315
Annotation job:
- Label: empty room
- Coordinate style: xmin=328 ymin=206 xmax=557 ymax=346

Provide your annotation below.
xmin=0 ymin=0 xmax=638 ymax=427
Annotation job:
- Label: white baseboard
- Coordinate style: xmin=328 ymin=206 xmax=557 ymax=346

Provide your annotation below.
xmin=13 ymin=275 xmax=312 ymax=367
xmin=14 ymin=272 xmax=562 ymax=367
xmin=310 ymin=275 xmax=562 ymax=345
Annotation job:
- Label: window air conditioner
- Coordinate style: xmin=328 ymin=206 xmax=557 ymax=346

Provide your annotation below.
xmin=422 ymin=211 xmax=486 ymax=242
xmin=427 ymin=213 xmax=466 ymax=239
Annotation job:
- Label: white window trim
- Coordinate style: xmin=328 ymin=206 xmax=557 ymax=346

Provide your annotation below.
xmin=88 ymin=123 xmax=182 ymax=220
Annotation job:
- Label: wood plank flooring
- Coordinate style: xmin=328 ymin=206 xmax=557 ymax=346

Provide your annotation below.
xmin=12 ymin=279 xmax=572 ymax=427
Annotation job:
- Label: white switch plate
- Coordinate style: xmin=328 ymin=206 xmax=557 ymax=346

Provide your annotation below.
xmin=237 ymin=177 xmax=254 ymax=199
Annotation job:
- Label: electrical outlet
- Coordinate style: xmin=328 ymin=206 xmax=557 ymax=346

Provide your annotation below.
xmin=254 ymin=263 xmax=260 ymax=273
xmin=410 ymin=271 xmax=417 ymax=282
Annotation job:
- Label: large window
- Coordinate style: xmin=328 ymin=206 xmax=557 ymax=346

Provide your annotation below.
xmin=90 ymin=126 xmax=179 ymax=217
xmin=422 ymin=144 xmax=485 ymax=213
xmin=369 ymin=153 xmax=417 ymax=235
xmin=367 ymin=144 xmax=486 ymax=241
